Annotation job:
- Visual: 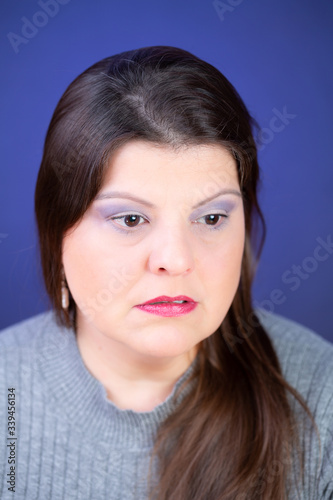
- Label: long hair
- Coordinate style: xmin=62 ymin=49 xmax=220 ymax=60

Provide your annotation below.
xmin=35 ymin=46 xmax=311 ymax=499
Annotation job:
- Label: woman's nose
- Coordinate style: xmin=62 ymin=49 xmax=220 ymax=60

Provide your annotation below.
xmin=147 ymin=223 xmax=195 ymax=276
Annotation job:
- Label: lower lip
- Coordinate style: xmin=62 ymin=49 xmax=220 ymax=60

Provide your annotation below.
xmin=135 ymin=302 xmax=197 ymax=317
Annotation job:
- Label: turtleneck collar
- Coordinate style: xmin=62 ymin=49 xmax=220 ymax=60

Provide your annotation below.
xmin=35 ymin=311 xmax=197 ymax=448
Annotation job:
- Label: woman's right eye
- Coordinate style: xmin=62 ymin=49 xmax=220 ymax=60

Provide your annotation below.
xmin=108 ymin=214 xmax=147 ymax=229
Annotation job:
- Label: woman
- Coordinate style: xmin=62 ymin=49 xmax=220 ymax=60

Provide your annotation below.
xmin=0 ymin=46 xmax=332 ymax=499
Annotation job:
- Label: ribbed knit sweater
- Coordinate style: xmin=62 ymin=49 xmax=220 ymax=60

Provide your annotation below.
xmin=0 ymin=309 xmax=332 ymax=499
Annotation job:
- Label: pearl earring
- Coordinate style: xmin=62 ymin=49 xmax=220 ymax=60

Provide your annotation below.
xmin=61 ymin=283 xmax=69 ymax=309
xmin=61 ymin=277 xmax=69 ymax=309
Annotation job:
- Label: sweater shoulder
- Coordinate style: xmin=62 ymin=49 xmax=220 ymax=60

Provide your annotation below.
xmin=256 ymin=309 xmax=333 ymax=360
xmin=256 ymin=311 xmax=333 ymax=495
xmin=0 ymin=311 xmax=60 ymax=351
xmin=256 ymin=309 xmax=333 ymax=417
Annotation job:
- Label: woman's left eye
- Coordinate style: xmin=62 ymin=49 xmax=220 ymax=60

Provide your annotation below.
xmin=195 ymin=213 xmax=228 ymax=229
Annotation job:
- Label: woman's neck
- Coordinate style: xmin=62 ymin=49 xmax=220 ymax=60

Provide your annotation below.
xmin=75 ymin=320 xmax=197 ymax=412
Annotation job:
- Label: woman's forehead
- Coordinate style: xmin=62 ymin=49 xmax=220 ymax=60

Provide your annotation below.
xmin=100 ymin=140 xmax=240 ymax=193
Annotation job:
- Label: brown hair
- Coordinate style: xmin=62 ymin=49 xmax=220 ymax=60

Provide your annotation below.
xmin=35 ymin=46 xmax=312 ymax=499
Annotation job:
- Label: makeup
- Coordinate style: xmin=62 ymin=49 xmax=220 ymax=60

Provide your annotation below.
xmin=135 ymin=302 xmax=197 ymax=317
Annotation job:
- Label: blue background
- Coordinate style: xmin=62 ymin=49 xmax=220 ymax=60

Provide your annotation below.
xmin=1 ymin=0 xmax=332 ymax=341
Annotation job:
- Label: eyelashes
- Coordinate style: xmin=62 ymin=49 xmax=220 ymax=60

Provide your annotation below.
xmin=107 ymin=212 xmax=229 ymax=234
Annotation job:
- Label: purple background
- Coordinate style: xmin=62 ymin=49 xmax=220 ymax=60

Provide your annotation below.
xmin=1 ymin=0 xmax=332 ymax=342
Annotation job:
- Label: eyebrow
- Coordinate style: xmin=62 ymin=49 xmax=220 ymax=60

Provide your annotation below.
xmin=94 ymin=188 xmax=242 ymax=209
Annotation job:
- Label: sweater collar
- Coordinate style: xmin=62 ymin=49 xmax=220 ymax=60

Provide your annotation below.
xmin=35 ymin=311 xmax=197 ymax=448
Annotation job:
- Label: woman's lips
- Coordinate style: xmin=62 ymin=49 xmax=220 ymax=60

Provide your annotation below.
xmin=135 ymin=295 xmax=198 ymax=317
xmin=139 ymin=295 xmax=196 ymax=305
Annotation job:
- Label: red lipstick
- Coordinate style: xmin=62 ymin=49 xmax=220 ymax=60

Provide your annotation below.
xmin=135 ymin=295 xmax=197 ymax=317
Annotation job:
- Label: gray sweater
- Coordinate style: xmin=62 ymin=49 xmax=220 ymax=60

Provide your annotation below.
xmin=0 ymin=309 xmax=332 ymax=499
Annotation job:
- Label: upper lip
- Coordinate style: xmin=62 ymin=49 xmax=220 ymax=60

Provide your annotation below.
xmin=139 ymin=295 xmax=196 ymax=305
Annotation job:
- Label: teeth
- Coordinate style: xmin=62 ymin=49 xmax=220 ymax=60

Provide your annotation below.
xmin=150 ymin=300 xmax=186 ymax=304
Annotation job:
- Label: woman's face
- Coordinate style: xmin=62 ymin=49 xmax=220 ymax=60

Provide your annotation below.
xmin=62 ymin=141 xmax=245 ymax=363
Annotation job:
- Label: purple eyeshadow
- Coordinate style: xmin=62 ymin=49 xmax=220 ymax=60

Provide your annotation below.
xmin=94 ymin=197 xmax=239 ymax=220
xmin=95 ymin=204 xmax=138 ymax=218
xmin=191 ymin=199 xmax=238 ymax=219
